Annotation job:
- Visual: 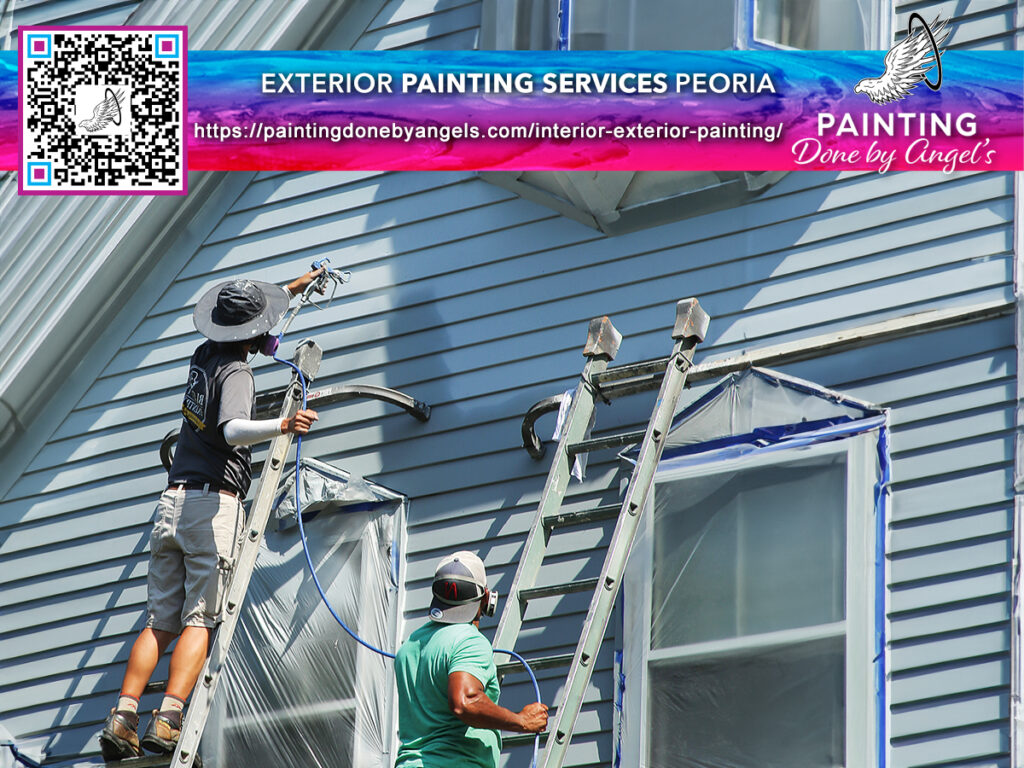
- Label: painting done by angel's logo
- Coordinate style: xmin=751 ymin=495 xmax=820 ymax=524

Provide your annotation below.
xmin=75 ymin=84 xmax=132 ymax=136
xmin=855 ymin=14 xmax=949 ymax=105
xmin=80 ymin=88 xmax=125 ymax=132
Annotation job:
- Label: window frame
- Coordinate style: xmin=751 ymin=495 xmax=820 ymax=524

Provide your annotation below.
xmin=212 ymin=499 xmax=407 ymax=768
xmin=620 ymin=433 xmax=879 ymax=768
xmin=482 ymin=0 xmax=892 ymax=51
xmin=737 ymin=0 xmax=892 ymax=51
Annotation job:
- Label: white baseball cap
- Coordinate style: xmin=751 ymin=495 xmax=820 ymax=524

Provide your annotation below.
xmin=429 ymin=551 xmax=488 ymax=624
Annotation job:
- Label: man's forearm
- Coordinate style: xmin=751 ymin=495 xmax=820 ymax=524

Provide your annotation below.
xmin=451 ymin=693 xmax=528 ymax=733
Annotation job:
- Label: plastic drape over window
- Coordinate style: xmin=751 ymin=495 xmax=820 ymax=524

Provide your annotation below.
xmin=0 ymin=722 xmax=45 ymax=768
xmin=644 ymin=453 xmax=849 ymax=768
xmin=619 ymin=368 xmax=888 ymax=768
xmin=201 ymin=459 xmax=405 ymax=768
xmin=629 ymin=367 xmax=879 ymax=464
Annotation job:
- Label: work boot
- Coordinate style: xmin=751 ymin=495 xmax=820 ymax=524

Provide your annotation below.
xmin=140 ymin=710 xmax=180 ymax=754
xmin=98 ymin=709 xmax=142 ymax=761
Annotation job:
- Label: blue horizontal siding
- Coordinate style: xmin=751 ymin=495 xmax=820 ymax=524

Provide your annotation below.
xmin=896 ymin=0 xmax=1020 ymax=49
xmin=0 ymin=154 xmax=1016 ymax=767
xmin=355 ymin=1 xmax=480 ymax=50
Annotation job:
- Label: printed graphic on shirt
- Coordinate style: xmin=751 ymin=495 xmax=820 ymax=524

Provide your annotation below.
xmin=182 ymin=366 xmax=209 ymax=431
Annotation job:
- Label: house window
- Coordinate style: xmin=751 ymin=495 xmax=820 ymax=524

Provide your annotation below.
xmin=749 ymin=0 xmax=877 ymax=50
xmin=508 ymin=0 xmax=736 ymax=50
xmin=492 ymin=0 xmax=884 ymax=51
xmin=205 ymin=464 xmax=407 ymax=768
xmin=622 ymin=436 xmax=877 ymax=767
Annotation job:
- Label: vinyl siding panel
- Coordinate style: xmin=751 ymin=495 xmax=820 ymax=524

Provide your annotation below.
xmin=896 ymin=0 xmax=1020 ymax=49
xmin=778 ymin=315 xmax=1014 ymax=768
xmin=0 ymin=0 xmax=141 ymax=49
xmin=356 ymin=0 xmax=480 ymax=50
xmin=1 ymin=162 xmax=1017 ymax=765
xmin=1 ymin=5 xmax=1019 ymax=764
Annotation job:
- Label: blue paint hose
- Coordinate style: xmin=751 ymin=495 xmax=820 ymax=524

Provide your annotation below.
xmin=274 ymin=354 xmax=542 ymax=766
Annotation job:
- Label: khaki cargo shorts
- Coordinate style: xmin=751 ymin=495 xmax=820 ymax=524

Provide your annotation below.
xmin=146 ymin=486 xmax=246 ymax=633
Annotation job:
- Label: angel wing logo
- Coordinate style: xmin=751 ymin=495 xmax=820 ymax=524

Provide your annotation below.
xmin=79 ymin=87 xmax=126 ymax=132
xmin=854 ymin=14 xmax=949 ymax=105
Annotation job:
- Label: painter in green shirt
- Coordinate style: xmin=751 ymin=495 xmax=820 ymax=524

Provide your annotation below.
xmin=394 ymin=551 xmax=548 ymax=768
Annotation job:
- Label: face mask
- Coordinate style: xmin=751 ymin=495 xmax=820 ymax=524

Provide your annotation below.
xmin=259 ymin=333 xmax=281 ymax=357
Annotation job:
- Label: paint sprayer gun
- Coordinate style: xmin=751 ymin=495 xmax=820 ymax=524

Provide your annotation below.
xmin=306 ymin=257 xmax=351 ymax=308
xmin=272 ymin=259 xmax=353 ymax=347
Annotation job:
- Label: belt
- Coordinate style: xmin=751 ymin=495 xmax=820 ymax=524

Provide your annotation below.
xmin=166 ymin=481 xmax=240 ymax=499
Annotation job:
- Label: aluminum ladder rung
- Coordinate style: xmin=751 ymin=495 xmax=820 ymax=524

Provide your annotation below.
xmin=543 ymin=504 xmax=621 ymax=530
xmin=112 ymin=756 xmax=177 ymax=768
xmin=519 ymin=578 xmax=599 ymax=603
xmin=567 ymin=429 xmax=647 ymax=456
xmin=592 ymin=356 xmax=670 ymax=384
xmin=497 ymin=652 xmax=575 ymax=676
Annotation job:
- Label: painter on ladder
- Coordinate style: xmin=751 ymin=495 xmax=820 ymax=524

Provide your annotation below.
xmin=98 ymin=270 xmax=324 ymax=761
xmin=394 ymin=551 xmax=549 ymax=768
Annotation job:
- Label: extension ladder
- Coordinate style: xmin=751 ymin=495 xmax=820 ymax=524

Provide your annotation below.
xmin=167 ymin=339 xmax=323 ymax=768
xmin=493 ymin=298 xmax=709 ymax=768
xmin=127 ymin=339 xmax=430 ymax=768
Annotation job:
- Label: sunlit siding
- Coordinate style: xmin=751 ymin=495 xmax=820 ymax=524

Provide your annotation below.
xmin=0 ymin=1 xmax=1019 ymax=766
xmin=356 ymin=0 xmax=481 ymax=51
xmin=895 ymin=0 xmax=1020 ymax=50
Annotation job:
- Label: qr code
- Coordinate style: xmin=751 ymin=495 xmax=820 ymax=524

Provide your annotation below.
xmin=19 ymin=27 xmax=187 ymax=195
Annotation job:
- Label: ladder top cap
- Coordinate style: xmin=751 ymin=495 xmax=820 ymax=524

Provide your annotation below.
xmin=673 ymin=298 xmax=710 ymax=342
xmin=583 ymin=317 xmax=622 ymax=360
xmin=294 ymin=339 xmax=323 ymax=380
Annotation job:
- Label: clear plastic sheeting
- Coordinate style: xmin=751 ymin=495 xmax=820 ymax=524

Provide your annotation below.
xmin=619 ymin=368 xmax=887 ymax=768
xmin=274 ymin=457 xmax=404 ymax=528
xmin=202 ymin=459 xmax=405 ymax=768
xmin=648 ymin=636 xmax=845 ymax=768
xmin=1 ymin=722 xmax=46 ymax=768
xmin=650 ymin=454 xmax=846 ymax=650
xmin=626 ymin=367 xmax=882 ymax=462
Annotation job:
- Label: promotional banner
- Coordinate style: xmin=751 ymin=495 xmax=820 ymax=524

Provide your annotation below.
xmin=0 ymin=21 xmax=1021 ymax=194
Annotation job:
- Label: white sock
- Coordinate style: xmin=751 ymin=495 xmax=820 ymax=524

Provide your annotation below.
xmin=117 ymin=694 xmax=139 ymax=715
xmin=160 ymin=695 xmax=185 ymax=715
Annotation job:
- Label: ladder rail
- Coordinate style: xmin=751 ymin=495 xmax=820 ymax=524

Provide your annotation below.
xmin=492 ymin=299 xmax=708 ymax=768
xmin=539 ymin=305 xmax=706 ymax=768
xmin=492 ymin=317 xmax=622 ymax=660
xmin=492 ymin=357 xmax=609 ymax=657
xmin=171 ymin=341 xmax=323 ymax=768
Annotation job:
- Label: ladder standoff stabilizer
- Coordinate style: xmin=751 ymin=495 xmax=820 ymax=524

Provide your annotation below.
xmin=520 ymin=300 xmax=709 ymax=461
xmin=160 ymin=384 xmax=431 ymax=471
xmin=521 ymin=395 xmax=564 ymax=460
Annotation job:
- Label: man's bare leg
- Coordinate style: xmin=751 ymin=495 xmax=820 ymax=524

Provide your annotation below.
xmin=100 ymin=627 xmax=177 ymax=760
xmin=165 ymin=625 xmax=212 ymax=701
xmin=120 ymin=627 xmax=177 ymax=699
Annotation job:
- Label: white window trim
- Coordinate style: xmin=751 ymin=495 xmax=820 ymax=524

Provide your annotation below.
xmin=620 ymin=433 xmax=879 ymax=768
xmin=482 ymin=0 xmax=893 ymax=51
xmin=735 ymin=0 xmax=893 ymax=51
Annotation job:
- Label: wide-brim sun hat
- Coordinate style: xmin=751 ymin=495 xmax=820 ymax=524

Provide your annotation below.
xmin=193 ymin=279 xmax=290 ymax=342
xmin=429 ymin=551 xmax=488 ymax=624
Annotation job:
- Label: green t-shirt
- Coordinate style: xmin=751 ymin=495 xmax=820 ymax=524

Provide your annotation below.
xmin=394 ymin=620 xmax=501 ymax=768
